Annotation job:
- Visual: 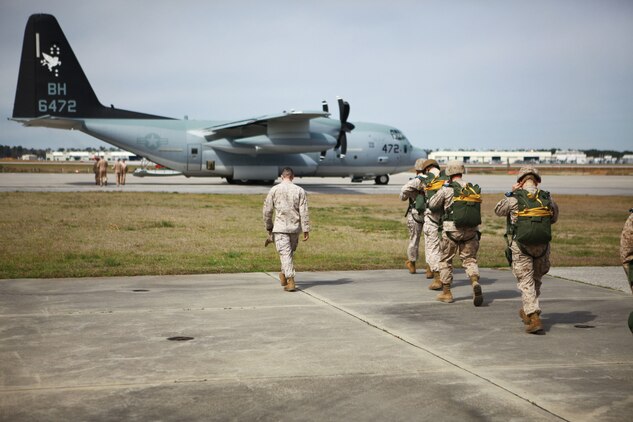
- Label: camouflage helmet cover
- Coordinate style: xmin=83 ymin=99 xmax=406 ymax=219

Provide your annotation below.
xmin=421 ymin=159 xmax=440 ymax=172
xmin=517 ymin=165 xmax=541 ymax=183
xmin=445 ymin=160 xmax=465 ymax=176
xmin=414 ymin=158 xmax=427 ymax=171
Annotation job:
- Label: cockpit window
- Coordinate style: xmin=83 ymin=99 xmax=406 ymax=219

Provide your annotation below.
xmin=390 ymin=129 xmax=408 ymax=142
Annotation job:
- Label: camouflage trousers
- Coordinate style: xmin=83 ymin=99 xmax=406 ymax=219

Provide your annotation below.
xmin=99 ymin=170 xmax=107 ymax=186
xmin=439 ymin=229 xmax=480 ymax=286
xmin=274 ymin=232 xmax=299 ymax=278
xmin=511 ymin=242 xmax=550 ymax=315
xmin=624 ymin=262 xmax=633 ymax=291
xmin=406 ymin=214 xmax=423 ymax=262
xmin=423 ymin=215 xmax=441 ymax=272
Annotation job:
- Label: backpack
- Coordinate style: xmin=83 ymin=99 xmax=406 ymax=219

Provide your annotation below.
xmin=410 ymin=175 xmax=429 ymax=223
xmin=424 ymin=171 xmax=449 ymax=202
xmin=444 ymin=181 xmax=482 ymax=228
xmin=410 ymin=171 xmax=448 ymax=223
xmin=508 ymin=189 xmax=553 ymax=245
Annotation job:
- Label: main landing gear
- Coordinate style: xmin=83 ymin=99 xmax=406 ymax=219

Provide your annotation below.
xmin=375 ymin=175 xmax=389 ymax=185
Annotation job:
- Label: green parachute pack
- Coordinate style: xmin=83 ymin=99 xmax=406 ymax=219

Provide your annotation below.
xmin=506 ymin=188 xmax=554 ymax=246
xmin=444 ymin=181 xmax=482 ymax=228
xmin=410 ymin=171 xmax=448 ymax=223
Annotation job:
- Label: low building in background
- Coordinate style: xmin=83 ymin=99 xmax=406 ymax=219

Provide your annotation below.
xmin=45 ymin=150 xmax=143 ymax=163
xmin=427 ymin=150 xmax=597 ymax=165
xmin=20 ymin=154 xmax=39 ymax=160
xmin=429 ymin=150 xmax=553 ymax=165
xmin=552 ymin=150 xmax=588 ymax=164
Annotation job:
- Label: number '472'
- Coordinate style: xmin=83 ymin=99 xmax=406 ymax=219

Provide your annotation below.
xmin=382 ymin=144 xmax=400 ymax=153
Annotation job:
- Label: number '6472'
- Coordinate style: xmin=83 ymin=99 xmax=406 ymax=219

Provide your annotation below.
xmin=38 ymin=99 xmax=77 ymax=113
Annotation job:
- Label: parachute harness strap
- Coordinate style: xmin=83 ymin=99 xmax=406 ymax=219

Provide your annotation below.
xmin=424 ymin=178 xmax=445 ymax=192
xmin=514 ymin=190 xmax=553 ymax=218
xmin=454 ymin=185 xmax=482 ymax=203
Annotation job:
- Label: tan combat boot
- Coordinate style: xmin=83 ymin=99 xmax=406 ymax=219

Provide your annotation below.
xmin=436 ymin=284 xmax=454 ymax=303
xmin=428 ymin=271 xmax=442 ymax=290
xmin=525 ymin=311 xmax=543 ymax=334
xmin=284 ymin=277 xmax=296 ymax=292
xmin=279 ymin=272 xmax=287 ymax=287
xmin=519 ymin=308 xmax=530 ymax=325
xmin=425 ymin=264 xmax=433 ymax=279
xmin=469 ymin=274 xmax=483 ymax=307
xmin=405 ymin=260 xmax=416 ymax=274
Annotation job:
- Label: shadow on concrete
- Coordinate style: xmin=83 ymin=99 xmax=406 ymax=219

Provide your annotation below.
xmin=297 ymin=278 xmax=355 ymax=289
xmin=541 ymin=310 xmax=597 ymax=331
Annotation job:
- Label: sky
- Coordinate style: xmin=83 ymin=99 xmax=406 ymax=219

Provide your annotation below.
xmin=1 ymin=0 xmax=632 ymax=151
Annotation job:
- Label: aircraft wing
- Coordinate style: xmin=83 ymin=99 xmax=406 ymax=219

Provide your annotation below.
xmin=195 ymin=110 xmax=330 ymax=141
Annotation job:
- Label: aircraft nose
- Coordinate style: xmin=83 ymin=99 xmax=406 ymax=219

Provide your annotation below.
xmin=412 ymin=146 xmax=427 ymax=160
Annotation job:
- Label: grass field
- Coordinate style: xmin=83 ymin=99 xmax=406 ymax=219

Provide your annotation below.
xmin=0 ymin=192 xmax=628 ymax=279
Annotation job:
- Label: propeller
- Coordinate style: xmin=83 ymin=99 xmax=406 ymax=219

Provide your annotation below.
xmin=319 ymin=98 xmax=355 ymax=161
xmin=320 ymin=101 xmax=329 ymax=161
xmin=335 ymin=97 xmax=355 ymax=158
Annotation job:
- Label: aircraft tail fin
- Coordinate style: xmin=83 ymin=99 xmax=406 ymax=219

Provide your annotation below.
xmin=13 ymin=14 xmax=169 ymax=120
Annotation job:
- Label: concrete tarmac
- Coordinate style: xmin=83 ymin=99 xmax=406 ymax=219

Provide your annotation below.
xmin=1 ymin=172 xmax=633 ymax=195
xmin=1 ymin=268 xmax=631 ymax=421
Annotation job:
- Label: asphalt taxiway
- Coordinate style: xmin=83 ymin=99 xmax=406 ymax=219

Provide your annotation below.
xmin=1 ymin=267 xmax=631 ymax=421
xmin=1 ymin=172 xmax=633 ymax=195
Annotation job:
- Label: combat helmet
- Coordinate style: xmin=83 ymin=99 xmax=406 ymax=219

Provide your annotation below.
xmin=517 ymin=165 xmax=541 ymax=183
xmin=445 ymin=160 xmax=465 ymax=176
xmin=420 ymin=159 xmax=440 ymax=173
xmin=414 ymin=158 xmax=427 ymax=171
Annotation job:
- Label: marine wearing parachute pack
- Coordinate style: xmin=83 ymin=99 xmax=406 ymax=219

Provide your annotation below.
xmin=428 ymin=160 xmax=484 ymax=306
xmin=495 ymin=165 xmax=559 ymax=334
xmin=400 ymin=159 xmax=448 ymax=289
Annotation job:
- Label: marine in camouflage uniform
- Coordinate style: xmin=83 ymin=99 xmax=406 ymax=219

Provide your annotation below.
xmin=97 ymin=156 xmax=108 ymax=186
xmin=93 ymin=157 xmax=100 ymax=185
xmin=114 ymin=159 xmax=122 ymax=187
xmin=619 ymin=209 xmax=633 ymax=332
xmin=399 ymin=158 xmax=426 ymax=274
xmin=428 ymin=161 xmax=483 ymax=306
xmin=263 ymin=167 xmax=310 ymax=292
xmin=494 ymin=166 xmax=559 ymax=334
xmin=421 ymin=161 xmax=448 ymax=290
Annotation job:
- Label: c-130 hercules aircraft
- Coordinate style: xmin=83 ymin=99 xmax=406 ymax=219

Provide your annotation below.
xmin=12 ymin=14 xmax=425 ymax=184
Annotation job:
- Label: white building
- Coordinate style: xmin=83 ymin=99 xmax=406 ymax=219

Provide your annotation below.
xmin=428 ymin=150 xmax=552 ymax=164
xmin=46 ymin=151 xmax=92 ymax=161
xmin=622 ymin=154 xmax=633 ymax=164
xmin=46 ymin=150 xmax=142 ymax=163
xmin=552 ymin=150 xmax=587 ymax=164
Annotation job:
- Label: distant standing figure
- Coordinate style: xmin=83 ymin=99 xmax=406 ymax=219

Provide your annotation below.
xmin=120 ymin=159 xmax=128 ymax=185
xmin=93 ymin=157 xmax=100 ymax=185
xmin=114 ymin=159 xmax=122 ymax=187
xmin=494 ymin=166 xmax=559 ymax=334
xmin=620 ymin=208 xmax=633 ymax=332
xmin=263 ymin=167 xmax=310 ymax=292
xmin=97 ymin=156 xmax=108 ymax=186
